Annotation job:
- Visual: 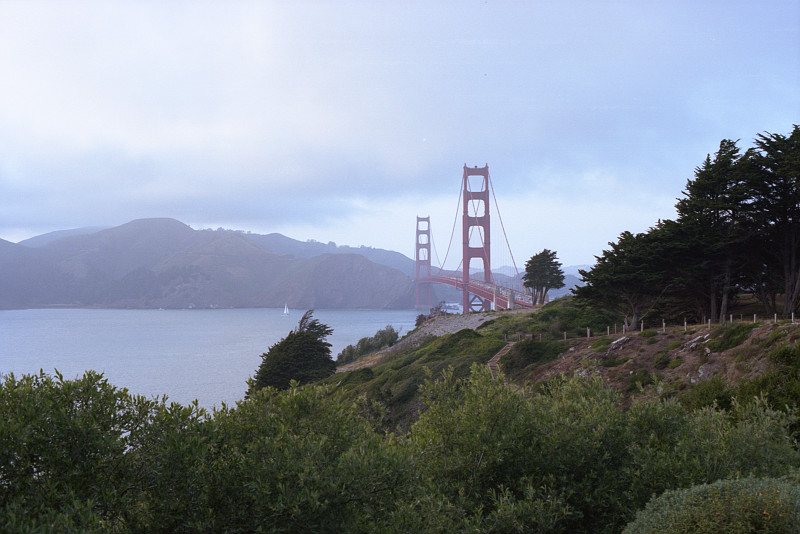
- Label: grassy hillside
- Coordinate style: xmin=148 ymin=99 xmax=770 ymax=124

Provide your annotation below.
xmin=329 ymin=298 xmax=800 ymax=431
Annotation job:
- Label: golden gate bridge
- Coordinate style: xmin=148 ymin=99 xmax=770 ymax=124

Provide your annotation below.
xmin=415 ymin=164 xmax=534 ymax=312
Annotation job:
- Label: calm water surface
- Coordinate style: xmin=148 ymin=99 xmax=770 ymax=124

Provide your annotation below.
xmin=0 ymin=308 xmax=418 ymax=409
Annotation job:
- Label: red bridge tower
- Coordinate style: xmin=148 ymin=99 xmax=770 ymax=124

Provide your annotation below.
xmin=462 ymin=164 xmax=492 ymax=312
xmin=415 ymin=216 xmax=432 ymax=310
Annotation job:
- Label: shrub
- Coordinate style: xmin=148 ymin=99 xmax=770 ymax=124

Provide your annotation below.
xmin=653 ymin=351 xmax=670 ymax=370
xmin=625 ymin=477 xmax=800 ymax=534
xmin=338 ymin=325 xmax=400 ymax=365
xmin=627 ymin=370 xmax=655 ymax=392
xmin=707 ymin=323 xmax=758 ymax=352
xmin=736 ymin=371 xmax=800 ymax=429
xmin=591 ymin=337 xmax=614 ymax=352
xmin=769 ymin=343 xmax=800 ymax=367
xmin=667 ymin=357 xmax=682 ymax=369
xmin=600 ymin=356 xmax=628 ymax=367
xmin=680 ymin=375 xmax=733 ymax=411
xmin=533 ymin=297 xmax=618 ymax=339
xmin=500 ymin=339 xmax=566 ymax=379
xmin=640 ymin=330 xmax=657 ymax=338
xmin=766 ymin=328 xmax=789 ymax=347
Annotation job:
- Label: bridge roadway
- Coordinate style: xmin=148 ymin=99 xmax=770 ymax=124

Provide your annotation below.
xmin=419 ymin=275 xmax=534 ymax=310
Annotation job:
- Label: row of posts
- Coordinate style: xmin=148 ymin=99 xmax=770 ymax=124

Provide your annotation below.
xmin=577 ymin=312 xmax=797 ymax=339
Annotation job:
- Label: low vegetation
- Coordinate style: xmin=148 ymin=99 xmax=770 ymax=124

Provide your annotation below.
xmin=625 ymin=476 xmax=800 ymax=534
xmin=336 ymin=325 xmax=400 ymax=365
xmin=4 ymin=364 xmax=800 ymax=533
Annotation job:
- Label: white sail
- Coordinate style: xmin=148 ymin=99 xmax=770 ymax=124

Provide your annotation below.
xmin=282 ymin=303 xmax=289 ymax=316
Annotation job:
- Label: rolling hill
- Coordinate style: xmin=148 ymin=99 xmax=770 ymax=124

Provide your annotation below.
xmin=0 ymin=218 xmax=415 ymax=309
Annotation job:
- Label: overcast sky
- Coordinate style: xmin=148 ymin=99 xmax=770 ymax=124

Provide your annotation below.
xmin=1 ymin=1 xmax=798 ymax=268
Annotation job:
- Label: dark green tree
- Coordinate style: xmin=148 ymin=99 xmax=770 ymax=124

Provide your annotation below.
xmin=574 ymin=226 xmax=675 ymax=329
xmin=248 ymin=310 xmax=335 ymax=394
xmin=743 ymin=125 xmax=800 ymax=317
xmin=675 ymin=139 xmax=749 ymax=322
xmin=523 ymin=249 xmax=566 ymax=305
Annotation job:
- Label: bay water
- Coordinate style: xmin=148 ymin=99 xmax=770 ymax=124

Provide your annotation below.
xmin=0 ymin=308 xmax=418 ymax=409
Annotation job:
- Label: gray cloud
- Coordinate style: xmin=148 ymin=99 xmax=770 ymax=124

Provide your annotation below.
xmin=1 ymin=0 xmax=798 ymax=265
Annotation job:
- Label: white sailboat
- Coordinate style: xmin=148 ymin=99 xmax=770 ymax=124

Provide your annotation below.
xmin=282 ymin=303 xmax=290 ymax=316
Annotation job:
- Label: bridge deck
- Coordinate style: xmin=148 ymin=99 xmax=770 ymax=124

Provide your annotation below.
xmin=418 ymin=275 xmax=533 ymax=309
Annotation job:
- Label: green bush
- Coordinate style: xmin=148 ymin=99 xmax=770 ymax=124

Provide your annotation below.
xmin=5 ymin=365 xmax=800 ymax=534
xmin=500 ymin=339 xmax=566 ymax=379
xmin=707 ymin=323 xmax=758 ymax=352
xmin=640 ymin=330 xmax=657 ymax=338
xmin=766 ymin=328 xmax=789 ymax=347
xmin=627 ymin=370 xmax=656 ymax=391
xmin=532 ymin=297 xmax=618 ymax=339
xmin=591 ymin=336 xmax=614 ymax=352
xmin=667 ymin=357 xmax=683 ymax=369
xmin=769 ymin=342 xmax=800 ymax=367
xmin=0 ymin=370 xmax=209 ymax=532
xmin=736 ymin=370 xmax=800 ymax=430
xmin=625 ymin=477 xmax=800 ymax=534
xmin=600 ymin=356 xmax=628 ymax=367
xmin=337 ymin=325 xmax=400 ymax=365
xmin=654 ymin=351 xmax=670 ymax=370
xmin=680 ymin=375 xmax=733 ymax=411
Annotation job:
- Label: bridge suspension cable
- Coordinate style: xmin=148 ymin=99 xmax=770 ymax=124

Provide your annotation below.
xmin=414 ymin=163 xmax=532 ymax=311
xmin=488 ymin=173 xmax=523 ymax=283
xmin=433 ymin=179 xmax=463 ymax=276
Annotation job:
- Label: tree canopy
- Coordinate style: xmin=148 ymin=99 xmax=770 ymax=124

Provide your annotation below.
xmin=523 ymin=249 xmax=566 ymax=305
xmin=575 ymin=125 xmax=800 ymax=323
xmin=248 ymin=310 xmax=335 ymax=394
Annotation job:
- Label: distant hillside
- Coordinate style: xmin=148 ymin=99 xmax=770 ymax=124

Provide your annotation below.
xmin=242 ymin=232 xmax=415 ymax=276
xmin=0 ymin=239 xmax=68 ymax=308
xmin=4 ymin=219 xmax=588 ymax=309
xmin=18 ymin=226 xmax=109 ymax=248
xmin=0 ymin=218 xmax=414 ymax=310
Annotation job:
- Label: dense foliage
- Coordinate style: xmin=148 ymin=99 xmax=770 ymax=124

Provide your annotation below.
xmin=4 ymin=366 xmax=799 ymax=533
xmin=625 ymin=476 xmax=800 ymax=533
xmin=575 ymin=125 xmax=800 ymax=323
xmin=248 ymin=310 xmax=335 ymax=394
xmin=336 ymin=324 xmax=399 ymax=365
xmin=522 ymin=249 xmax=565 ymax=305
